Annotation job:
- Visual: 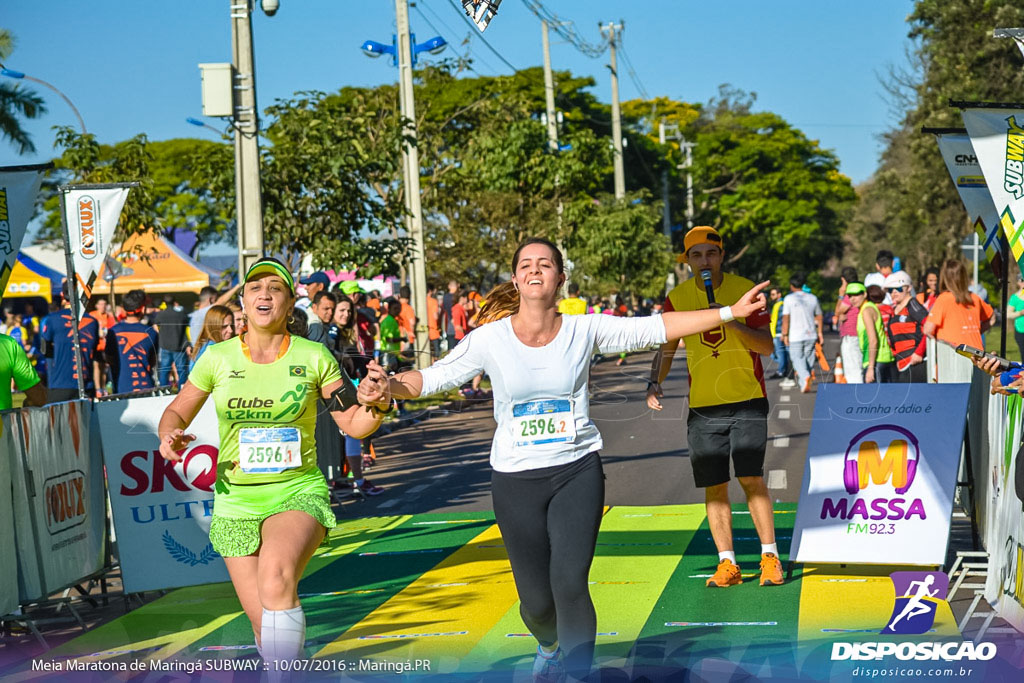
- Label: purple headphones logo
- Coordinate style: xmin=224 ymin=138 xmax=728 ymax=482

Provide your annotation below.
xmin=842 ymin=425 xmax=920 ymax=495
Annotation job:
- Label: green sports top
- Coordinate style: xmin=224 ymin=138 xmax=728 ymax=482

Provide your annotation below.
xmin=188 ymin=334 xmax=342 ymax=485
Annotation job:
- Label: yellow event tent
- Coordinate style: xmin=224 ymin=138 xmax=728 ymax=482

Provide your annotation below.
xmin=3 ymin=252 xmax=64 ymax=302
xmin=95 ymin=231 xmax=220 ymax=295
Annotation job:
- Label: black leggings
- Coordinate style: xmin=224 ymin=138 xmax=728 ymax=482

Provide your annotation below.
xmin=491 ymin=452 xmax=604 ymax=680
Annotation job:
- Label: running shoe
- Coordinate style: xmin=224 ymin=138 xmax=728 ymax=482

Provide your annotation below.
xmin=531 ymin=645 xmax=564 ymax=683
xmin=779 ymin=378 xmax=797 ymax=389
xmin=759 ymin=552 xmax=784 ymax=586
xmin=706 ymin=558 xmax=743 ymax=587
xmin=802 ymin=376 xmax=813 ymax=393
xmin=353 ymin=479 xmax=384 ymax=496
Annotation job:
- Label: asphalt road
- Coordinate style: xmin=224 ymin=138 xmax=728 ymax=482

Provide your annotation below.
xmin=338 ymin=335 xmax=842 ymax=517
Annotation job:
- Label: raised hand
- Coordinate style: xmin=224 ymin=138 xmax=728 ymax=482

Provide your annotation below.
xmin=732 ymin=280 xmax=770 ymax=319
xmin=159 ymin=429 xmax=196 ymax=462
xmin=357 ymin=360 xmax=391 ymax=409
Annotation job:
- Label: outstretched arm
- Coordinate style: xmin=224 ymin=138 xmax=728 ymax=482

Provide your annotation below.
xmin=661 ymin=281 xmax=770 ymax=341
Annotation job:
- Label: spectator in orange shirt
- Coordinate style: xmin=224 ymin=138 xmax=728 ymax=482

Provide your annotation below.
xmin=398 ymin=285 xmax=416 ymax=347
xmin=451 ymin=290 xmax=469 ymax=343
xmin=367 ymin=290 xmax=382 ymax=317
xmin=426 ymin=283 xmax=441 ymax=361
xmin=923 ymin=259 xmax=994 ymax=350
xmin=90 ymin=298 xmax=116 ymax=395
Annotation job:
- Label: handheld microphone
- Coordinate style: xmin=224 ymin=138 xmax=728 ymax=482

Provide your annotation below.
xmin=700 ymin=269 xmax=715 ymax=306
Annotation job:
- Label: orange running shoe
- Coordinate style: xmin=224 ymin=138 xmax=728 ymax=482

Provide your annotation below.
xmin=706 ymin=558 xmax=743 ymax=587
xmin=759 ymin=552 xmax=784 ymax=586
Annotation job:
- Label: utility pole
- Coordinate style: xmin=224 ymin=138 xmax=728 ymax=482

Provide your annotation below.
xmin=658 ymin=120 xmax=682 ymax=238
xmin=396 ymin=0 xmax=430 ymax=370
xmin=231 ymin=0 xmax=265 ymax=279
xmin=542 ymin=20 xmax=558 ymax=152
xmin=600 ymin=21 xmax=625 ymax=200
xmin=682 ymin=138 xmax=696 ymax=231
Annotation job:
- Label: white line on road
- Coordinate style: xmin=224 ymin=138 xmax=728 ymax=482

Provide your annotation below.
xmin=767 ymin=469 xmax=788 ymax=489
xmin=773 ymin=436 xmax=790 ymax=448
xmin=376 ymin=499 xmax=401 ymax=509
xmin=433 ymin=472 xmax=451 ymax=480
xmin=408 ymin=485 xmax=429 ymax=493
xmin=778 ymin=409 xmax=791 ymax=420
xmin=779 ymin=395 xmax=791 ymax=402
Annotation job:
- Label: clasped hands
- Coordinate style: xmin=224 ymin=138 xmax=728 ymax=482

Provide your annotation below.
xmin=971 ymin=356 xmax=1023 ymax=396
xmin=357 ymin=359 xmax=394 ymax=411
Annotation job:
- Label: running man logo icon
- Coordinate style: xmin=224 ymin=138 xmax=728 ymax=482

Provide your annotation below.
xmin=881 ymin=571 xmax=950 ymax=635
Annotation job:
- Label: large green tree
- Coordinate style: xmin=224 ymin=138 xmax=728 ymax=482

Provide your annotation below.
xmin=849 ymin=0 xmax=1024 ymax=279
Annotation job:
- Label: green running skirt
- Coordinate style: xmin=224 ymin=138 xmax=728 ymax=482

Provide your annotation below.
xmin=208 ymin=468 xmax=335 ymax=557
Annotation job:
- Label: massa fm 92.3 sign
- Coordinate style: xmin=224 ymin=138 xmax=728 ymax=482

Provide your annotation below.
xmin=791 ymin=384 xmax=969 ymax=565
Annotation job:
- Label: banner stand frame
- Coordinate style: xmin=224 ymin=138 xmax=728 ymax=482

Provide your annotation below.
xmin=57 ymin=181 xmax=141 ymax=401
xmin=57 ymin=191 xmax=87 ymax=400
xmin=959 ymin=424 xmax=981 ymax=551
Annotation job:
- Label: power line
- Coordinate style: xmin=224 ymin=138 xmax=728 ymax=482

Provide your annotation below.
xmin=519 ymin=0 xmax=607 ymax=58
xmin=416 ymin=1 xmax=502 ymax=75
xmin=617 ymin=38 xmax=649 ymax=101
xmin=445 ymin=0 xmax=523 ymax=73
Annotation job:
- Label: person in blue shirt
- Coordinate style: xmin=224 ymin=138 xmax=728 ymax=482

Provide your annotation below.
xmin=40 ymin=284 xmax=99 ymax=402
xmin=105 ymin=289 xmax=159 ymax=395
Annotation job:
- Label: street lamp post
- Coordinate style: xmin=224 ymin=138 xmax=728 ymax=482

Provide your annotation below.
xmin=362 ymin=3 xmax=446 ymax=370
xmin=0 ymin=66 xmax=87 ymax=133
xmin=230 ymin=0 xmax=266 ymax=281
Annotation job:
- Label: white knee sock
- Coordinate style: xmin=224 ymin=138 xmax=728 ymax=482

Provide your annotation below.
xmin=261 ymin=606 xmax=306 ymax=662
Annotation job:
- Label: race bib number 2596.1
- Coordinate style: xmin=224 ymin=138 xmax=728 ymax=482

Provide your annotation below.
xmin=238 ymin=427 xmax=301 ymax=473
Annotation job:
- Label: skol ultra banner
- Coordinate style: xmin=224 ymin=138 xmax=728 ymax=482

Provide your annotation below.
xmin=962 ymin=108 xmax=1024 ymax=273
xmin=96 ymin=394 xmax=229 ymax=593
xmin=62 ymin=184 xmax=130 ymax=307
xmin=0 ymin=164 xmax=47 ymax=295
xmin=791 ymin=384 xmax=969 ymax=565
xmin=934 ymin=133 xmax=1004 ymax=277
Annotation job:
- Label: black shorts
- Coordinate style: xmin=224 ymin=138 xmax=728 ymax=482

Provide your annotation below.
xmin=686 ymin=398 xmax=768 ymax=488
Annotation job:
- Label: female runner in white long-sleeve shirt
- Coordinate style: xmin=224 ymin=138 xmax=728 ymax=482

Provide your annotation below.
xmin=359 ymin=238 xmax=768 ymax=681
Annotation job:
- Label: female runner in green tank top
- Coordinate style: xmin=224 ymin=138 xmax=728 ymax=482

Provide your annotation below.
xmin=157 ymin=258 xmax=388 ymax=670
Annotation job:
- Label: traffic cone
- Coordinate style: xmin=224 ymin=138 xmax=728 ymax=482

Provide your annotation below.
xmin=834 ymin=355 xmax=847 ymax=384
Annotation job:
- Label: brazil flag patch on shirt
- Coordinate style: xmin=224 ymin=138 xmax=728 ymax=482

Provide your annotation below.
xmin=289 ymin=365 xmax=306 ymax=377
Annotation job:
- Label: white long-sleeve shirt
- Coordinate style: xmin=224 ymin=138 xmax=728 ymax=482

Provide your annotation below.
xmin=419 ymin=313 xmax=668 ymax=472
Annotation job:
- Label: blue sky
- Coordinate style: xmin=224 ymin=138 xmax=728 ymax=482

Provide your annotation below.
xmin=3 ymin=0 xmax=913 ymax=185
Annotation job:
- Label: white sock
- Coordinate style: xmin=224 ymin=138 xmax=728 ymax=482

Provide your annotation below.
xmin=718 ymin=550 xmax=736 ymax=564
xmin=261 ymin=606 xmax=306 ymax=662
xmin=762 ymin=543 xmax=778 ymax=556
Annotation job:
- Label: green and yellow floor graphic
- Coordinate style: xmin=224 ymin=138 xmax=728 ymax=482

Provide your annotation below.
xmin=18 ymin=504 xmax=963 ymax=680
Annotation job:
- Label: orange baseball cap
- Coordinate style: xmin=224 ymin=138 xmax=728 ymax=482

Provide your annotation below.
xmin=678 ymin=226 xmax=724 ymax=263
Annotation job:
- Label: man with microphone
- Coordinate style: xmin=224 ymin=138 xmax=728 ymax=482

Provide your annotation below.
xmin=647 ymin=226 xmax=783 ymax=588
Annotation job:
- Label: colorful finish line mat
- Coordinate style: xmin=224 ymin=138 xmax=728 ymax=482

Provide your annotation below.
xmin=13 ymin=505 xmax=1018 ymax=682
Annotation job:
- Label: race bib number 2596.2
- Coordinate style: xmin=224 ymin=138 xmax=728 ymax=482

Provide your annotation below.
xmin=511 ymin=399 xmax=576 ymax=447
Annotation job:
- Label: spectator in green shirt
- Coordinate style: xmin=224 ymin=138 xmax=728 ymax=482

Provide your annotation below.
xmin=379 ymin=299 xmax=404 ymax=373
xmin=1008 ymin=274 xmax=1024 ymax=358
xmin=1 ymin=334 xmax=47 ymax=410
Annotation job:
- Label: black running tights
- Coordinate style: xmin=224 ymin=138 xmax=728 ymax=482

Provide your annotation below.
xmin=490 ymin=452 xmax=604 ymax=680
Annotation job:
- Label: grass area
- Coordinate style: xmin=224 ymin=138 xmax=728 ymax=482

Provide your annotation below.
xmin=985 ymin=324 xmax=1022 ymax=362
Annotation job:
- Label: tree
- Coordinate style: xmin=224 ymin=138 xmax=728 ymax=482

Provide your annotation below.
xmin=0 ymin=29 xmax=46 ymax=155
xmin=566 ymin=191 xmax=672 ymax=298
xmin=39 ymin=126 xmax=155 ymax=248
xmin=849 ymin=0 xmax=1024 ymax=280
